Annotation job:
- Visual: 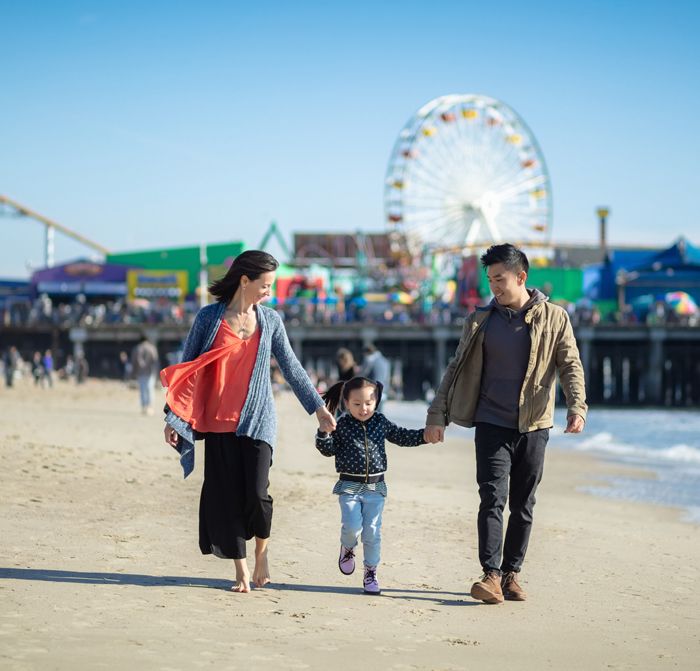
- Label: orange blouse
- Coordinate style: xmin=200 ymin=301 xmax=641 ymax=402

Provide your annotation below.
xmin=160 ymin=319 xmax=261 ymax=433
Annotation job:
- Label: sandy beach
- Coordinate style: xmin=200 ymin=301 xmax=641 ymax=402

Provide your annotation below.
xmin=1 ymin=378 xmax=698 ymax=670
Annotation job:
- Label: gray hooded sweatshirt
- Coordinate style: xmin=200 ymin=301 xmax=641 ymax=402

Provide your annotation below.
xmin=473 ymin=288 xmax=549 ymax=429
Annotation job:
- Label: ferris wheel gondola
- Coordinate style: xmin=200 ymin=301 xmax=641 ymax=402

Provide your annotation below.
xmin=384 ymin=94 xmax=552 ymax=257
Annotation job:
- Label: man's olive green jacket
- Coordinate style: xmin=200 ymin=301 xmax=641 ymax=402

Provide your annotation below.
xmin=426 ymin=301 xmax=588 ymax=433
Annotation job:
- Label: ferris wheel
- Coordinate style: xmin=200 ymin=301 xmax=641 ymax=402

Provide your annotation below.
xmin=384 ymin=94 xmax=552 ymax=256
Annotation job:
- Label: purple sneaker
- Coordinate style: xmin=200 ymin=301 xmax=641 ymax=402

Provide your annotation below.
xmin=363 ymin=565 xmax=380 ymax=595
xmin=339 ymin=546 xmax=355 ymax=575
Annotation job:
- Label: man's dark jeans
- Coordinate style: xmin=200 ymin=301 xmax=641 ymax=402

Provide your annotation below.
xmin=474 ymin=422 xmax=549 ymax=575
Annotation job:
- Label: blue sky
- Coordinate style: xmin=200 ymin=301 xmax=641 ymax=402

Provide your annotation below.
xmin=1 ymin=0 xmax=699 ymax=277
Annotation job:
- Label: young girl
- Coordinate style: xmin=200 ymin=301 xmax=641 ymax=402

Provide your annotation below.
xmin=315 ymin=376 xmax=429 ymax=595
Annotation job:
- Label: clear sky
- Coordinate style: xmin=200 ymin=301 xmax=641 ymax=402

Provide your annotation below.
xmin=1 ymin=0 xmax=698 ymax=278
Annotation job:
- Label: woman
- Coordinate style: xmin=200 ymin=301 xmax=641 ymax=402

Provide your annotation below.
xmin=335 ymin=347 xmax=358 ymax=382
xmin=161 ymin=250 xmax=336 ymax=593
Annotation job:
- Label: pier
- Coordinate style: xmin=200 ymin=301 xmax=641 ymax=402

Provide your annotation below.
xmin=3 ymin=322 xmax=699 ymax=407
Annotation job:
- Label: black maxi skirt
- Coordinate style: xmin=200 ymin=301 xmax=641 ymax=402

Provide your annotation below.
xmin=199 ymin=432 xmax=273 ymax=560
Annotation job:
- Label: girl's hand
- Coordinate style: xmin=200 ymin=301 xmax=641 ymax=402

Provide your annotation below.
xmin=316 ymin=406 xmax=337 ymax=434
xmin=164 ymin=423 xmax=180 ymax=447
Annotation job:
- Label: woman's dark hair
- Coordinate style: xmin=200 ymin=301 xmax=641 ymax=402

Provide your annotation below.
xmin=322 ymin=376 xmax=383 ymax=415
xmin=208 ymin=250 xmax=279 ymax=304
xmin=480 ymin=243 xmax=529 ymax=277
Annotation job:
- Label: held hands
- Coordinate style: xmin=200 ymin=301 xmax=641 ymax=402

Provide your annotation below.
xmin=316 ymin=406 xmax=337 ymax=434
xmin=424 ymin=425 xmax=444 ymax=444
xmin=564 ymin=414 xmax=585 ymax=434
xmin=164 ymin=423 xmax=179 ymax=447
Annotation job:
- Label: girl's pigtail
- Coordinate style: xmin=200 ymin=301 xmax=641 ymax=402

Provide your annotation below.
xmin=374 ymin=381 xmax=383 ymax=408
xmin=322 ymin=381 xmax=345 ymax=415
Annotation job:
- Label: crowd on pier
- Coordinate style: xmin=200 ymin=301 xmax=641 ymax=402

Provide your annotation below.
xmin=4 ymin=291 xmax=699 ymax=330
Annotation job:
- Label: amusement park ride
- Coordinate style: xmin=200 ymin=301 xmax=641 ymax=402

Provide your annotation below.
xmin=0 ymin=193 xmax=109 ymax=269
xmin=384 ymin=94 xmax=552 ymax=259
xmin=2 ymin=93 xmax=553 ymax=278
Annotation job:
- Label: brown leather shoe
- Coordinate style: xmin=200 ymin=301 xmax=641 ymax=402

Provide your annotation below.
xmin=501 ymin=571 xmax=527 ymax=601
xmin=470 ymin=572 xmax=505 ymax=604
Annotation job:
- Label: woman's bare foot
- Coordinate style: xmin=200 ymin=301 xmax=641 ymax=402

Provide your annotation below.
xmin=231 ymin=558 xmax=251 ymax=593
xmin=253 ymin=543 xmax=270 ymax=588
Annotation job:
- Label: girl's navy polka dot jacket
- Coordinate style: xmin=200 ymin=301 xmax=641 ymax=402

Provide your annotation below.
xmin=315 ymin=412 xmax=427 ymax=475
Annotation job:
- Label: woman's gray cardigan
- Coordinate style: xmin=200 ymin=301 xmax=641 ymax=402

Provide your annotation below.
xmin=165 ymin=301 xmax=324 ymax=478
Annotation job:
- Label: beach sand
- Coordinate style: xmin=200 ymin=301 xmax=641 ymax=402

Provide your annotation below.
xmin=1 ymin=379 xmax=698 ymax=670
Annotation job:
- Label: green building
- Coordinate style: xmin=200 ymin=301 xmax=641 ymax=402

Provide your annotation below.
xmin=479 ymin=266 xmax=583 ymax=303
xmin=107 ymin=241 xmax=245 ymax=296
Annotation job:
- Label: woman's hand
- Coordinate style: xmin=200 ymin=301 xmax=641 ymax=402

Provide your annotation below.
xmin=315 ymin=406 xmax=337 ymax=434
xmin=164 ymin=423 xmax=180 ymax=447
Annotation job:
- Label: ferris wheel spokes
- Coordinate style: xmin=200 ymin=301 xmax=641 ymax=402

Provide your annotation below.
xmin=384 ymin=94 xmax=551 ymax=254
xmin=493 ymin=174 xmax=548 ymax=203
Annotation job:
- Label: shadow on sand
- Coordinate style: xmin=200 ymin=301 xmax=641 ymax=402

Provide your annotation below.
xmin=0 ymin=567 xmax=477 ymax=605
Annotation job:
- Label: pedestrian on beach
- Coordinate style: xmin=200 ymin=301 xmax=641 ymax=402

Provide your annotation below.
xmin=335 ymin=347 xmax=359 ymax=382
xmin=119 ymin=351 xmax=132 ymax=386
xmin=131 ymin=335 xmax=160 ymax=415
xmin=360 ymin=345 xmax=390 ymax=389
xmin=360 ymin=344 xmax=390 ymax=410
xmin=76 ymin=352 xmax=89 ymax=384
xmin=424 ymin=244 xmax=587 ymax=604
xmin=334 ymin=347 xmax=359 ymax=416
xmin=31 ymin=352 xmax=44 ymax=386
xmin=60 ymin=354 xmax=75 ymax=381
xmin=42 ymin=349 xmax=54 ymax=388
xmin=161 ymin=250 xmax=337 ymax=593
xmin=2 ymin=346 xmax=20 ymax=387
xmin=315 ymin=376 xmax=428 ymax=595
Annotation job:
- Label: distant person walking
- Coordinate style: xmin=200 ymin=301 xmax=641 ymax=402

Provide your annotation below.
xmin=3 ymin=346 xmax=20 ymax=387
xmin=43 ymin=349 xmax=54 ymax=387
xmin=335 ymin=347 xmax=359 ymax=382
xmin=131 ymin=335 xmax=160 ymax=415
xmin=32 ymin=352 xmax=44 ymax=386
xmin=424 ymin=244 xmax=587 ymax=604
xmin=360 ymin=344 xmax=390 ymax=409
xmin=119 ymin=351 xmax=132 ymax=385
xmin=161 ymin=250 xmax=336 ymax=593
xmin=60 ymin=354 xmax=75 ymax=381
xmin=76 ymin=352 xmax=89 ymax=384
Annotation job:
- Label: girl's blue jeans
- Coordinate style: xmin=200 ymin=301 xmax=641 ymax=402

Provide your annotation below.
xmin=338 ymin=490 xmax=385 ymax=567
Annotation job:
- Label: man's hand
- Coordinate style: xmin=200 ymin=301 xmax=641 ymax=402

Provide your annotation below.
xmin=424 ymin=425 xmax=444 ymax=444
xmin=564 ymin=414 xmax=585 ymax=434
xmin=164 ymin=423 xmax=179 ymax=446
xmin=316 ymin=406 xmax=337 ymax=434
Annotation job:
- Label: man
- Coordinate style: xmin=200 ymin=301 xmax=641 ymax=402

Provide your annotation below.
xmin=3 ymin=346 xmax=21 ymax=387
xmin=424 ymin=244 xmax=587 ymax=604
xmin=43 ymin=349 xmax=54 ymax=388
xmin=76 ymin=351 xmax=89 ymax=385
xmin=360 ymin=344 xmax=390 ymax=409
xmin=131 ymin=334 xmax=160 ymax=415
xmin=119 ymin=351 xmax=132 ymax=386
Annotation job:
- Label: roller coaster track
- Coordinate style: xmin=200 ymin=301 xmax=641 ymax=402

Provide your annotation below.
xmin=0 ymin=194 xmax=110 ymax=266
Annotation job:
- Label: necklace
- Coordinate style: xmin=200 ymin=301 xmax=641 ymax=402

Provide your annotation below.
xmin=230 ymin=309 xmax=253 ymax=335
xmin=238 ymin=311 xmax=251 ymax=334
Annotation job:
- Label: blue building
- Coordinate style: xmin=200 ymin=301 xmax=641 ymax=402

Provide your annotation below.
xmin=620 ymin=237 xmax=700 ymax=305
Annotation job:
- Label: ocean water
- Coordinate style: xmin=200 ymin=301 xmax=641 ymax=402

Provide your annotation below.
xmin=382 ymin=401 xmax=700 ymax=525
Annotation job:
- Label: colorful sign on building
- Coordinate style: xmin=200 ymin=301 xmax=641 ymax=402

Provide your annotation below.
xmin=126 ymin=270 xmax=189 ymax=302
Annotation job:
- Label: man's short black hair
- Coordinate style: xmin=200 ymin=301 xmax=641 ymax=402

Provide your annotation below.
xmin=480 ymin=243 xmax=529 ymax=277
